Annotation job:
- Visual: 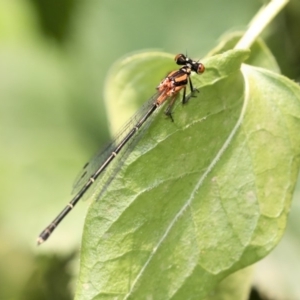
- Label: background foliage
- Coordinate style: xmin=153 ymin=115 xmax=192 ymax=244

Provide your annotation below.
xmin=0 ymin=0 xmax=299 ymax=299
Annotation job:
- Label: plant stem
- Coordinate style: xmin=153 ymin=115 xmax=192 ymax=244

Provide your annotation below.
xmin=235 ymin=0 xmax=289 ymax=50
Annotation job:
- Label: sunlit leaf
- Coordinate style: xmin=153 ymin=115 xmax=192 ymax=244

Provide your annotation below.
xmin=75 ymin=49 xmax=300 ymax=299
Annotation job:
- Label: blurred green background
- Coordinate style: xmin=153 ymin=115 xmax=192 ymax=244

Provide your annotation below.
xmin=0 ymin=0 xmax=299 ymax=299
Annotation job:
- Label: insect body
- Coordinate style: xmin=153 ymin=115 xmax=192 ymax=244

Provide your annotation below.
xmin=37 ymin=54 xmax=205 ymax=245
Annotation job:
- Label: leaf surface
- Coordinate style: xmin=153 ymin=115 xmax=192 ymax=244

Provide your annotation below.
xmin=75 ymin=49 xmax=300 ymax=300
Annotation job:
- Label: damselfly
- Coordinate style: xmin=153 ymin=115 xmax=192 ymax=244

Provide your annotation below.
xmin=37 ymin=54 xmax=205 ymax=245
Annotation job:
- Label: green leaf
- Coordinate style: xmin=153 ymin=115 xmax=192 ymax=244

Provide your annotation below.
xmin=104 ymin=49 xmax=249 ymax=133
xmin=208 ymin=31 xmax=281 ymax=73
xmin=75 ymin=49 xmax=300 ymax=300
xmin=104 ymin=51 xmax=175 ymax=134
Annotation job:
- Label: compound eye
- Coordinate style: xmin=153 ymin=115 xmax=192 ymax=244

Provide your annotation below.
xmin=197 ymin=63 xmax=205 ymax=74
xmin=175 ymin=53 xmax=187 ymax=66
